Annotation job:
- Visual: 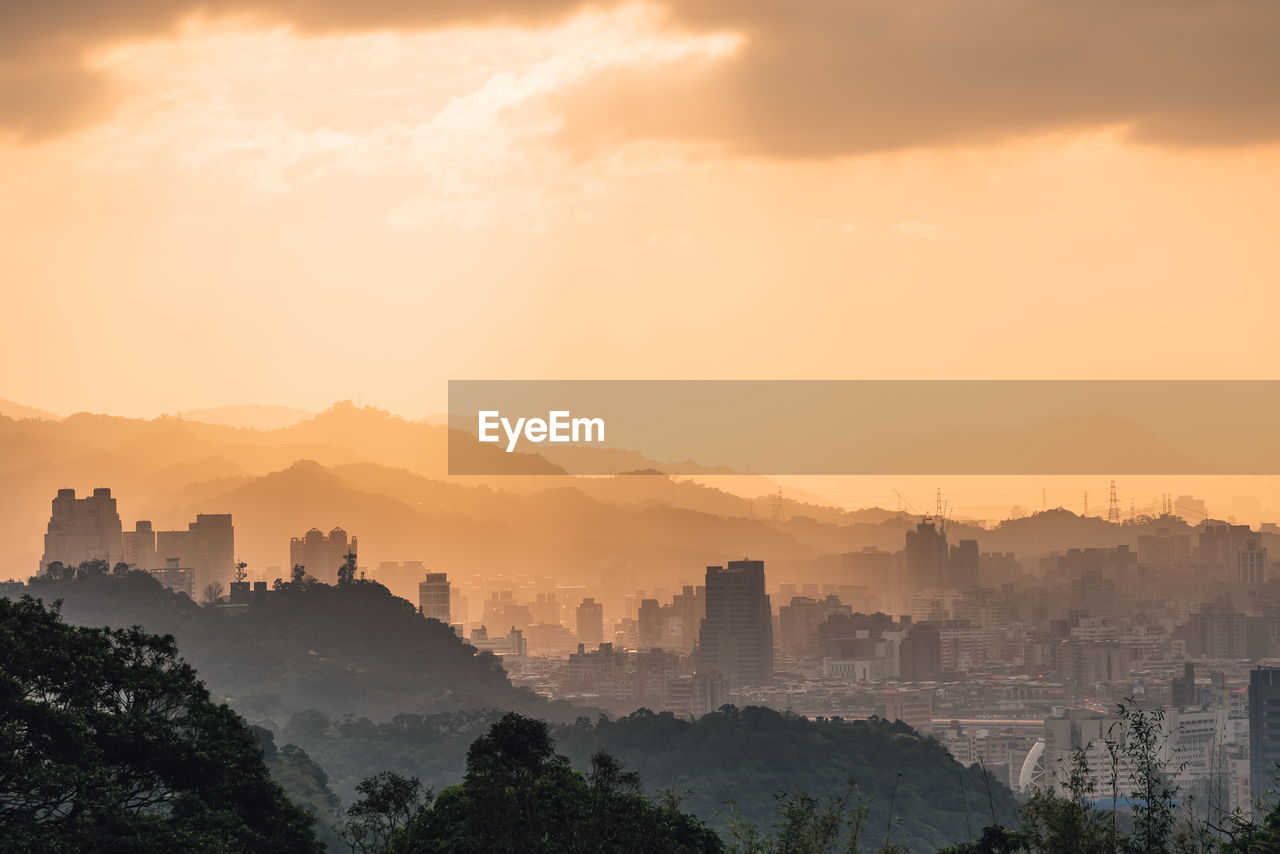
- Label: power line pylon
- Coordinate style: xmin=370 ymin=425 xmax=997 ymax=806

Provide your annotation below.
xmin=1108 ymin=480 xmax=1121 ymax=524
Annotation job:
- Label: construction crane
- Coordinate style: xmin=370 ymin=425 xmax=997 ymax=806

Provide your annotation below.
xmin=892 ymin=489 xmax=919 ymax=515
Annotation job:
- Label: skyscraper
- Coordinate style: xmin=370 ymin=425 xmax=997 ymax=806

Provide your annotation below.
xmin=696 ymin=559 xmax=773 ymax=688
xmin=418 ymin=572 xmax=451 ymax=622
xmin=576 ymin=597 xmax=604 ymax=649
xmin=905 ymin=520 xmax=948 ymax=590
xmin=1249 ymin=667 xmax=1280 ymax=807
xmin=40 ymin=487 xmax=123 ymax=572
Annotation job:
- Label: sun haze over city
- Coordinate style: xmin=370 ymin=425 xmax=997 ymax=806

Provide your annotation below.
xmin=6 ymin=4 xmax=1280 ymax=853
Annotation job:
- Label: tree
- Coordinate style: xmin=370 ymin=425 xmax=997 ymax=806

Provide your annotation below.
xmin=371 ymin=712 xmax=723 ymax=852
xmin=340 ymin=772 xmax=431 ymax=854
xmin=337 ymin=552 xmax=358 ymax=586
xmin=0 ymin=595 xmax=321 ymax=852
xmin=202 ymin=580 xmax=225 ymax=604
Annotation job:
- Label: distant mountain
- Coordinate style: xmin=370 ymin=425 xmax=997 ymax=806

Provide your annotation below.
xmin=178 ymin=404 xmax=314 ymax=431
xmin=0 ymin=397 xmax=59 ymax=421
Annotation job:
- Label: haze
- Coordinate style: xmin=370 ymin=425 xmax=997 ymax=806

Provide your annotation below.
xmin=3 ymin=2 xmax=1280 ymax=419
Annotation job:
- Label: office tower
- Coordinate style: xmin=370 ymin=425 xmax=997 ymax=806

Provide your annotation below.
xmin=1172 ymin=662 xmax=1197 ymax=708
xmin=899 ymin=622 xmax=943 ymax=681
xmin=947 ymin=539 xmax=980 ymax=590
xmin=40 ymin=487 xmax=124 ymax=572
xmin=186 ymin=513 xmax=235 ymax=592
xmin=638 ymin=598 xmax=663 ymax=649
xmin=696 ymin=559 xmax=773 ymax=688
xmin=289 ymin=526 xmax=356 ymax=585
xmin=577 ymin=598 xmax=604 ymax=649
xmin=1250 ymin=667 xmax=1280 ymax=808
xmin=418 ymin=572 xmax=451 ymax=622
xmin=905 ymin=520 xmax=948 ymax=590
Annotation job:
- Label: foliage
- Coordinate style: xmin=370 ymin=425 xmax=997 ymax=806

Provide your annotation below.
xmin=337 ymin=552 xmax=358 ymax=586
xmin=21 ymin=567 xmax=562 ymax=724
xmin=341 ymin=712 xmax=723 ymax=853
xmin=255 ymin=727 xmax=346 ymax=851
xmin=551 ymin=705 xmax=1015 ymax=853
xmin=0 ymin=595 xmax=321 ymax=853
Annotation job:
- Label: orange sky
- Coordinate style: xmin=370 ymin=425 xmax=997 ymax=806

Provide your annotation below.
xmin=3 ymin=2 xmax=1280 ymax=420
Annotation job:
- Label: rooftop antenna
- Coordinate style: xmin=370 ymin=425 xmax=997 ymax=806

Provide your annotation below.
xmin=234 ymin=560 xmax=247 ymax=584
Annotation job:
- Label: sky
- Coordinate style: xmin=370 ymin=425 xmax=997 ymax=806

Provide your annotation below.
xmin=3 ymin=1 xmax=1280 ymax=420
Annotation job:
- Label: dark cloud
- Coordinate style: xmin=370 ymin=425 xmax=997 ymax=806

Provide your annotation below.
xmin=3 ymin=0 xmax=1280 ymax=153
xmin=555 ymin=0 xmax=1280 ymax=156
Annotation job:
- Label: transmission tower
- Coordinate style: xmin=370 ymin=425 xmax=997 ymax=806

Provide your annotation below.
xmin=1107 ymin=480 xmax=1121 ymax=524
xmin=1083 ymin=491 xmax=1089 ymax=517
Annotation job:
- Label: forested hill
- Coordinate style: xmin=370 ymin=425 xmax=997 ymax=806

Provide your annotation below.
xmin=553 ymin=707 xmax=1019 ymax=853
xmin=21 ymin=570 xmax=567 ymax=725
xmin=279 ymin=704 xmax=1018 ymax=854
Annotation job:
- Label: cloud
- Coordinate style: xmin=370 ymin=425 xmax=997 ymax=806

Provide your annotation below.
xmin=553 ymin=0 xmax=1280 ymax=157
xmin=0 ymin=0 xmax=593 ymax=142
xmin=4 ymin=0 xmax=1280 ymax=155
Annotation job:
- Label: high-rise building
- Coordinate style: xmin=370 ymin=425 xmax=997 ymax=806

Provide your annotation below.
xmin=696 ymin=559 xmax=773 ymax=688
xmin=577 ymin=598 xmax=604 ymax=649
xmin=637 ymin=598 xmax=663 ymax=649
xmin=1200 ymin=523 xmax=1254 ymax=580
xmin=1249 ymin=667 xmax=1280 ymax=807
xmin=1239 ymin=537 xmax=1269 ymax=585
xmin=418 ymin=572 xmax=451 ymax=622
xmin=146 ymin=513 xmax=235 ymax=593
xmin=1137 ymin=528 xmax=1192 ymax=566
xmin=947 ymin=539 xmax=980 ymax=590
xmin=40 ymin=488 xmax=123 ymax=572
xmin=1187 ymin=603 xmax=1250 ymax=659
xmin=1172 ymin=662 xmax=1197 ymax=708
xmin=905 ymin=520 xmax=948 ymax=590
xmin=289 ymin=527 xmax=356 ymax=585
xmin=122 ymin=520 xmax=158 ymax=569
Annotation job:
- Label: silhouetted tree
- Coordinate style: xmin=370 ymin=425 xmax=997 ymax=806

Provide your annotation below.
xmin=337 ymin=552 xmax=358 ymax=585
xmin=356 ymin=712 xmax=722 ymax=852
xmin=340 ymin=772 xmax=431 ymax=854
xmin=202 ymin=580 xmax=225 ymax=604
xmin=0 ymin=595 xmax=321 ymax=852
